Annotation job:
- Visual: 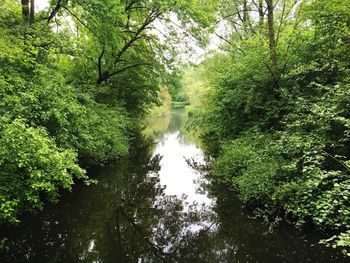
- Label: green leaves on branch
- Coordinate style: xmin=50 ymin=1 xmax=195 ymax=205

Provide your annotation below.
xmin=192 ymin=0 xmax=350 ymax=256
xmin=0 ymin=119 xmax=86 ymax=224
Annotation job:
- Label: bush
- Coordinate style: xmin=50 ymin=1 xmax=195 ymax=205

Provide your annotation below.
xmin=0 ymin=119 xmax=86 ymax=224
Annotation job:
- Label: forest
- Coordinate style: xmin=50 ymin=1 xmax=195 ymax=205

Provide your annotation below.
xmin=1 ymin=0 xmax=350 ymax=260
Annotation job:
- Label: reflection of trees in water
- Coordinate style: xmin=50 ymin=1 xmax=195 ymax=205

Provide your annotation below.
xmin=187 ymin=161 xmax=350 ymax=263
xmin=1 ymin=135 xmax=347 ymax=263
xmin=0 ymin=135 xmax=216 ymax=263
xmin=167 ymin=109 xmax=185 ymax=134
xmin=0 ymin=134 xmax=270 ymax=263
xmin=143 ymin=109 xmax=185 ymax=142
xmin=144 ymin=109 xmax=201 ymax=147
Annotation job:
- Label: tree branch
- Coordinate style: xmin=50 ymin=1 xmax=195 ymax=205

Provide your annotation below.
xmin=98 ymin=48 xmax=105 ymax=82
xmin=118 ymin=207 xmax=178 ymax=261
xmin=97 ymin=63 xmax=152 ymax=84
xmin=48 ymin=0 xmax=63 ymax=22
xmin=114 ymin=8 xmax=161 ymax=64
xmin=108 ymin=63 xmax=152 ymax=78
xmin=60 ymin=5 xmax=94 ymax=33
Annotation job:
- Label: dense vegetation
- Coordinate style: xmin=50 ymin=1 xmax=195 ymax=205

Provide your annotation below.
xmin=186 ymin=0 xmax=350 ymax=255
xmin=0 ymin=0 xmax=215 ymax=225
xmin=1 ymin=0 xmax=349 ymax=257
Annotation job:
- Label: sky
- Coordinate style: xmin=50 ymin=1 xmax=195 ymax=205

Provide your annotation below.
xmin=36 ymin=0 xmax=50 ymax=11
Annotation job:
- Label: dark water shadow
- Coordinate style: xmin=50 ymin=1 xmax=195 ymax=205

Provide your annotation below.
xmin=0 ymin=111 xmax=348 ymax=263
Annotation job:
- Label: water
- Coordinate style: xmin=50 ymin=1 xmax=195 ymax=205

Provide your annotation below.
xmin=0 ymin=109 xmax=348 ymax=262
xmin=153 ymin=119 xmax=210 ymax=206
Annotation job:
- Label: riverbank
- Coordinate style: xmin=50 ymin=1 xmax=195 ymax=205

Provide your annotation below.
xmin=0 ymin=110 xmax=348 ymax=262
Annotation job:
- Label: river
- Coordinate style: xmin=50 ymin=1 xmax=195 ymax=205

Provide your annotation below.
xmin=0 ymin=109 xmax=348 ymax=262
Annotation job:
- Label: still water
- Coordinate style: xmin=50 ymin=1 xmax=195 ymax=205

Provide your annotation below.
xmin=0 ymin=109 xmax=348 ymax=262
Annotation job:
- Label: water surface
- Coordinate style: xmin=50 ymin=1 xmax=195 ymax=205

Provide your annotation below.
xmin=0 ymin=109 xmax=347 ymax=262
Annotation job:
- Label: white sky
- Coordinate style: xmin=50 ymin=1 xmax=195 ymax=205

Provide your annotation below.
xmin=36 ymin=0 xmax=50 ymax=11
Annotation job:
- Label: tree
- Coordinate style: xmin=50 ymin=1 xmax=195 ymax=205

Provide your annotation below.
xmin=0 ymin=0 xmax=220 ymax=224
xmin=21 ymin=0 xmax=35 ymax=22
xmin=266 ymin=0 xmax=278 ymax=88
xmin=29 ymin=0 xmax=34 ymax=23
xmin=21 ymin=0 xmax=29 ymax=19
xmin=194 ymin=0 xmax=350 ymax=256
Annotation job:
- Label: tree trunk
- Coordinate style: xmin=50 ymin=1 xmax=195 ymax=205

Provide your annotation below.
xmin=30 ymin=0 xmax=35 ymax=23
xmin=266 ymin=0 xmax=278 ymax=87
xmin=21 ymin=0 xmax=30 ymax=20
xmin=258 ymin=0 xmax=264 ymax=27
xmin=242 ymin=0 xmax=248 ymax=33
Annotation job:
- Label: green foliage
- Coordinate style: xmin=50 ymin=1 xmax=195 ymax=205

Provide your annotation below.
xmin=73 ymin=103 xmax=130 ymax=164
xmin=195 ymin=0 xmax=350 ymax=255
xmin=194 ymin=39 xmax=281 ymax=154
xmin=181 ymin=64 xmax=212 ymax=108
xmin=147 ymin=86 xmax=172 ymax=117
xmin=213 ymin=134 xmax=281 ymax=205
xmin=0 ymin=1 xmax=131 ymax=223
xmin=58 ymin=0 xmax=220 ymax=115
xmin=321 ymin=230 xmax=350 ymax=257
xmin=0 ymin=118 xmax=86 ymax=224
xmin=273 ymin=81 xmax=350 ymax=253
xmin=0 ymin=0 xmax=218 ymax=224
xmin=0 ymin=16 xmax=131 ymax=165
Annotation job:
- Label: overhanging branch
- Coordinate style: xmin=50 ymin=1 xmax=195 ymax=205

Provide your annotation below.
xmin=97 ymin=63 xmax=153 ymax=84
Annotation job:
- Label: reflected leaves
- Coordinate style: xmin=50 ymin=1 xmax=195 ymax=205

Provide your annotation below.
xmin=0 ymin=137 xmax=217 ymax=263
xmin=1 ymin=112 xmax=346 ymax=262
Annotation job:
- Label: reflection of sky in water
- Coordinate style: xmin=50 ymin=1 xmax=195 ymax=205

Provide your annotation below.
xmin=149 ymin=110 xmax=214 ymax=244
xmin=153 ymin=129 xmax=212 ymax=206
xmin=1 ymin=109 xmax=348 ymax=262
